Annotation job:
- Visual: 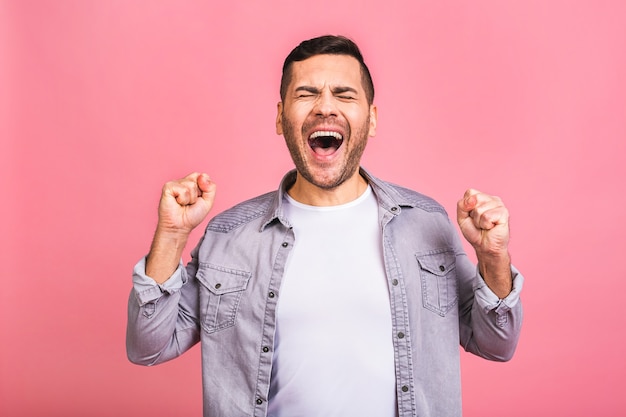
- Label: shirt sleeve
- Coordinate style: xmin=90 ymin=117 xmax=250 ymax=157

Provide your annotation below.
xmin=127 ymin=255 xmax=201 ymax=366
xmin=459 ymin=263 xmax=524 ymax=361
xmin=131 ymin=256 xmax=186 ymax=306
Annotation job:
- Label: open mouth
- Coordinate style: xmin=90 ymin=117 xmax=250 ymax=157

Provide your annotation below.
xmin=308 ymin=131 xmax=344 ymax=156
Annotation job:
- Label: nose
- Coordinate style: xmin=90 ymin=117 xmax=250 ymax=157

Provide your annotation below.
xmin=313 ymin=89 xmax=338 ymax=117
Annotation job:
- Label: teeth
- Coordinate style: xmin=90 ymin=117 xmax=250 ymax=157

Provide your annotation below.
xmin=310 ymin=131 xmax=343 ymax=140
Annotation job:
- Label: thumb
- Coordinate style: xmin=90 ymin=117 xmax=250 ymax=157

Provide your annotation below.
xmin=457 ymin=189 xmax=479 ymax=223
xmin=197 ymin=173 xmax=217 ymax=202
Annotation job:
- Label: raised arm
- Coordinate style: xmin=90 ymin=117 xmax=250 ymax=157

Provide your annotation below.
xmin=455 ymin=188 xmax=523 ymax=361
xmin=126 ymin=172 xmax=216 ymax=365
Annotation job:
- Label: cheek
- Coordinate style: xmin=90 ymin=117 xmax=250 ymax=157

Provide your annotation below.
xmin=282 ymin=115 xmax=305 ymax=145
xmin=346 ymin=107 xmax=371 ymax=125
xmin=284 ymin=108 xmax=309 ymax=130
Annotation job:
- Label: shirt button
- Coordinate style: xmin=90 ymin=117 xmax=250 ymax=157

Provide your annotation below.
xmin=214 ymin=283 xmax=221 ymax=289
xmin=268 ymin=291 xmax=275 ymax=298
xmin=391 ymin=207 xmax=398 ymax=212
xmin=262 ymin=346 xmax=270 ymax=353
xmin=392 ymin=279 xmax=398 ymax=286
xmin=439 ymin=265 xmax=446 ymax=272
xmin=256 ymin=398 xmax=263 ymax=405
xmin=282 ymin=242 xmax=289 ymax=248
xmin=397 ymin=332 xmax=405 ymax=339
xmin=401 ymin=385 xmax=409 ymax=392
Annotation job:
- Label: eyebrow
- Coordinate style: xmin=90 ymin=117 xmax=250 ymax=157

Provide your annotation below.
xmin=295 ymin=85 xmax=359 ymax=95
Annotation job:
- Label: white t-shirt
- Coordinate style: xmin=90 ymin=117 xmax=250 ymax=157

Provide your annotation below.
xmin=267 ymin=186 xmax=396 ymax=417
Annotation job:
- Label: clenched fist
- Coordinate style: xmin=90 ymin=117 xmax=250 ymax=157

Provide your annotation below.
xmin=157 ymin=172 xmax=217 ymax=235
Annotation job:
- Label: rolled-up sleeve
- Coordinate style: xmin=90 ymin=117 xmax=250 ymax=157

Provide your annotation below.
xmin=460 ymin=265 xmax=524 ymax=361
xmin=474 ymin=265 xmax=524 ymax=318
xmin=131 ymin=257 xmax=186 ymax=306
xmin=126 ymin=256 xmax=200 ymax=366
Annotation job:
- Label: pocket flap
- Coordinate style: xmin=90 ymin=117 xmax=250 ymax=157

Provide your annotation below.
xmin=196 ymin=264 xmax=251 ymax=295
xmin=416 ymin=250 xmax=456 ymax=277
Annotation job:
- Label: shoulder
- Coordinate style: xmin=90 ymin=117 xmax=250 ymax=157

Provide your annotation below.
xmin=206 ymin=191 xmax=277 ymax=233
xmin=371 ymin=176 xmax=448 ymax=216
xmin=393 ymin=183 xmax=446 ymax=213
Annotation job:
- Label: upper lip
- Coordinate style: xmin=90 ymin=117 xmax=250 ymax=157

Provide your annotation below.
xmin=306 ymin=121 xmax=347 ymax=139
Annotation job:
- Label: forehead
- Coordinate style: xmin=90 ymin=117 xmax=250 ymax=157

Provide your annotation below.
xmin=288 ymin=54 xmax=363 ymax=90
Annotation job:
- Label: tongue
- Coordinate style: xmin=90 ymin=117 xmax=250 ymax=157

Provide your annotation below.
xmin=312 ymin=145 xmax=337 ymax=156
xmin=310 ymin=136 xmax=340 ymax=155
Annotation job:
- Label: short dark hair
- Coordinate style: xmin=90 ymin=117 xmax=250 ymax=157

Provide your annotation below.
xmin=280 ymin=35 xmax=375 ymax=105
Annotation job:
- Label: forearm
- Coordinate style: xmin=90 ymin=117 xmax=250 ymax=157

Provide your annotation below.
xmin=477 ymin=250 xmax=513 ymax=299
xmin=146 ymin=228 xmax=190 ymax=284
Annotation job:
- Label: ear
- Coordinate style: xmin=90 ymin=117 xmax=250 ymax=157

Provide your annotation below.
xmin=276 ymin=102 xmax=284 ymax=135
xmin=368 ymin=104 xmax=378 ymax=137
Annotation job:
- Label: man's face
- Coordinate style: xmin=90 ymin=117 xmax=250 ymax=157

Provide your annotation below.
xmin=276 ymin=54 xmax=377 ymax=190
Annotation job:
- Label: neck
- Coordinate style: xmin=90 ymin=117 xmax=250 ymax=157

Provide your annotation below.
xmin=287 ymin=170 xmax=368 ymax=206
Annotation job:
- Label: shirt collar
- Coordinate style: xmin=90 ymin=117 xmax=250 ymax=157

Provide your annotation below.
xmin=259 ymin=167 xmax=411 ymax=231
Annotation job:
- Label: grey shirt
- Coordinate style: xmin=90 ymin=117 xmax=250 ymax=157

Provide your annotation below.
xmin=127 ymin=168 xmax=524 ymax=417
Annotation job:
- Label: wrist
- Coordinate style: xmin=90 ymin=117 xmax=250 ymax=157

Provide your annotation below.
xmin=153 ymin=225 xmax=192 ymax=243
xmin=146 ymin=229 xmax=190 ymax=284
xmin=477 ymin=251 xmax=513 ymax=299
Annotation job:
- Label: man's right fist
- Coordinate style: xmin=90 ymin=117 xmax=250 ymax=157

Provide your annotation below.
xmin=157 ymin=172 xmax=216 ymax=234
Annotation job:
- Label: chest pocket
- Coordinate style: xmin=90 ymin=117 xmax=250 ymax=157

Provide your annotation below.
xmin=196 ymin=264 xmax=251 ymax=334
xmin=416 ymin=249 xmax=458 ymax=317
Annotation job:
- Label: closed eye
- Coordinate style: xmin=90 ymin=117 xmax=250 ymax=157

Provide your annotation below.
xmin=295 ymin=86 xmax=319 ymax=97
xmin=333 ymin=86 xmax=358 ymax=101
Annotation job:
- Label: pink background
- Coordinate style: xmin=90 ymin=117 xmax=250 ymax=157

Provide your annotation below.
xmin=2 ymin=1 xmax=625 ymax=416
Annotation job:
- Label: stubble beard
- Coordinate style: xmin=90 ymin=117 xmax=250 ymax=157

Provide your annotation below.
xmin=281 ymin=114 xmax=370 ymax=190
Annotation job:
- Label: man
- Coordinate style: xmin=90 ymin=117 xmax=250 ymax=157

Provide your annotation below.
xmin=127 ymin=35 xmax=523 ymax=417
